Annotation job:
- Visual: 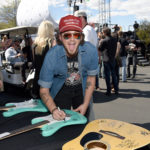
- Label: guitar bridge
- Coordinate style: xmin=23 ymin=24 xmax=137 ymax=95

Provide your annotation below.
xmin=99 ymin=130 xmax=125 ymax=140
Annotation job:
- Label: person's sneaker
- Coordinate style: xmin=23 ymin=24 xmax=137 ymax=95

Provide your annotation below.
xmin=105 ymin=92 xmax=111 ymax=96
xmin=111 ymin=88 xmax=115 ymax=92
xmin=131 ymin=75 xmax=135 ymax=79
xmin=122 ymin=80 xmax=127 ymax=82
xmin=96 ymin=87 xmax=101 ymax=91
xmin=115 ymin=91 xmax=119 ymax=95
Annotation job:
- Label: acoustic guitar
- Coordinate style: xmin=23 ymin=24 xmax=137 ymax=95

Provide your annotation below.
xmin=0 ymin=99 xmax=48 ymax=117
xmin=0 ymin=109 xmax=87 ymax=140
xmin=62 ymin=119 xmax=150 ymax=150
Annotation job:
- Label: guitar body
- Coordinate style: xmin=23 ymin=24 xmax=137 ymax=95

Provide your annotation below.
xmin=31 ymin=109 xmax=87 ymax=137
xmin=62 ymin=119 xmax=150 ymax=150
xmin=2 ymin=99 xmax=48 ymax=117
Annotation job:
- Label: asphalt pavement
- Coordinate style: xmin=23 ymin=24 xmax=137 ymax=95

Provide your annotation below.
xmin=93 ymin=65 xmax=150 ymax=130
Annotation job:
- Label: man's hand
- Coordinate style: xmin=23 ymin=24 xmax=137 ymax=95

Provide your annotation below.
xmin=74 ymin=104 xmax=87 ymax=116
xmin=40 ymin=87 xmax=66 ymax=121
xmin=52 ymin=108 xmax=66 ymax=120
xmin=74 ymin=76 xmax=95 ymax=116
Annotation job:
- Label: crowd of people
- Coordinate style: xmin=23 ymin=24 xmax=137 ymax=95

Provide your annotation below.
xmin=0 ymin=10 xmax=142 ymax=122
xmin=98 ymin=29 xmax=140 ymax=92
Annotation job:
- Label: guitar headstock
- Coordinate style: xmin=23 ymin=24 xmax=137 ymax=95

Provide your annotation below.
xmin=2 ymin=99 xmax=48 ymax=117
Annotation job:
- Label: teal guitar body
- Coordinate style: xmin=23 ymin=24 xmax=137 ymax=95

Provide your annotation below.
xmin=0 ymin=110 xmax=87 ymax=140
xmin=31 ymin=109 xmax=87 ymax=137
xmin=2 ymin=99 xmax=48 ymax=117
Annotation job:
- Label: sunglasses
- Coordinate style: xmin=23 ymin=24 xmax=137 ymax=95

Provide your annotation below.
xmin=63 ymin=33 xmax=81 ymax=40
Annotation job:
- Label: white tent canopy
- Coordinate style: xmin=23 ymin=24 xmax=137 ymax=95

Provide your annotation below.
xmin=0 ymin=26 xmax=38 ymax=37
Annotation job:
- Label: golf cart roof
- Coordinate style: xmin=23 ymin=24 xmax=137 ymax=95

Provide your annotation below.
xmin=0 ymin=26 xmax=38 ymax=37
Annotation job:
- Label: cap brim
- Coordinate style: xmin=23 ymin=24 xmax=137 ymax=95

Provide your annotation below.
xmin=60 ymin=25 xmax=82 ymax=33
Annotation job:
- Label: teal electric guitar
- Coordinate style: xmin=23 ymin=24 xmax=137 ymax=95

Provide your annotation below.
xmin=0 ymin=99 xmax=48 ymax=117
xmin=0 ymin=109 xmax=87 ymax=140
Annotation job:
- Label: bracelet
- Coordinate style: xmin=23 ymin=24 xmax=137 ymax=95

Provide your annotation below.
xmin=51 ymin=107 xmax=58 ymax=114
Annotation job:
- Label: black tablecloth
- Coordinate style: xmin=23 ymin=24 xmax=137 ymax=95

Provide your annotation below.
xmin=0 ymin=90 xmax=149 ymax=150
xmin=0 ymin=94 xmax=86 ymax=150
xmin=0 ymin=111 xmax=86 ymax=150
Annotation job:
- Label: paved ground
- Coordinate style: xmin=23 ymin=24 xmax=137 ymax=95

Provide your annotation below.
xmin=93 ymin=65 xmax=150 ymax=130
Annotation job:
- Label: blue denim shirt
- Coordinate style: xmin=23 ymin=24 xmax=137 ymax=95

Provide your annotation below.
xmin=38 ymin=41 xmax=99 ymax=99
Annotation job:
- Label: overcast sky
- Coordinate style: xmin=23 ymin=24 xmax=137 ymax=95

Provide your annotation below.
xmin=0 ymin=0 xmax=150 ymax=31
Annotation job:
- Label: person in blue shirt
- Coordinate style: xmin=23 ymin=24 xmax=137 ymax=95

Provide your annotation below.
xmin=5 ymin=39 xmax=28 ymax=83
xmin=5 ymin=39 xmax=24 ymax=64
xmin=38 ymin=15 xmax=99 ymax=121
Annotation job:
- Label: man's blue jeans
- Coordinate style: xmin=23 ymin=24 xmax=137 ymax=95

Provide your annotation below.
xmin=127 ymin=54 xmax=137 ymax=77
xmin=104 ymin=60 xmax=118 ymax=93
xmin=121 ymin=56 xmax=127 ymax=81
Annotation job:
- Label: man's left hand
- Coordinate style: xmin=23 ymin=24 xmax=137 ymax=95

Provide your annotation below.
xmin=74 ymin=104 xmax=87 ymax=115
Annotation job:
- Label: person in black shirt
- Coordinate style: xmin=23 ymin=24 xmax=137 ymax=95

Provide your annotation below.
xmin=99 ymin=27 xmax=118 ymax=95
xmin=113 ymin=24 xmax=120 ymax=33
xmin=133 ymin=21 xmax=139 ymax=30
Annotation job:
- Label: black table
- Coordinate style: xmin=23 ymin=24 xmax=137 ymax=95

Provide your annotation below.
xmin=0 ymin=89 xmax=149 ymax=150
xmin=0 ymin=109 xmax=86 ymax=150
xmin=0 ymin=91 xmax=86 ymax=150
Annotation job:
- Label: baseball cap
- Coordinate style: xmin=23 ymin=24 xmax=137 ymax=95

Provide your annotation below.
xmin=59 ymin=15 xmax=82 ymax=33
xmin=74 ymin=10 xmax=87 ymax=17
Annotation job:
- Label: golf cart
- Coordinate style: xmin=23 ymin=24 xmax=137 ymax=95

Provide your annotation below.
xmin=0 ymin=26 xmax=37 ymax=96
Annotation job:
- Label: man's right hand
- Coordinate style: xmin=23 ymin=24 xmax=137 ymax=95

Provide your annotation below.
xmin=40 ymin=88 xmax=66 ymax=121
xmin=52 ymin=108 xmax=66 ymax=120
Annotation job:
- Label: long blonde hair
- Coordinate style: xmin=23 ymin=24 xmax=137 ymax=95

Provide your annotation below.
xmin=34 ymin=20 xmax=55 ymax=54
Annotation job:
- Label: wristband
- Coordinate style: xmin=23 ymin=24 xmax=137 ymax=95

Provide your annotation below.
xmin=51 ymin=107 xmax=58 ymax=114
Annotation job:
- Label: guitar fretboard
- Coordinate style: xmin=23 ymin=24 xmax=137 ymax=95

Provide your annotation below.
xmin=0 ymin=120 xmax=49 ymax=140
xmin=0 ymin=105 xmax=15 ymax=111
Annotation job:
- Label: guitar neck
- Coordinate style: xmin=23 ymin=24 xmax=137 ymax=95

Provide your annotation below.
xmin=0 ymin=105 xmax=15 ymax=111
xmin=0 ymin=120 xmax=49 ymax=140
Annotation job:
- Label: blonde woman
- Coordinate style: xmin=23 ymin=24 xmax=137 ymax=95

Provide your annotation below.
xmin=32 ymin=20 xmax=56 ymax=98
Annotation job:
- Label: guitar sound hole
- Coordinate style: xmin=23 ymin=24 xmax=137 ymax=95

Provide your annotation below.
xmin=80 ymin=132 xmax=103 ymax=146
xmin=87 ymin=142 xmax=107 ymax=150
